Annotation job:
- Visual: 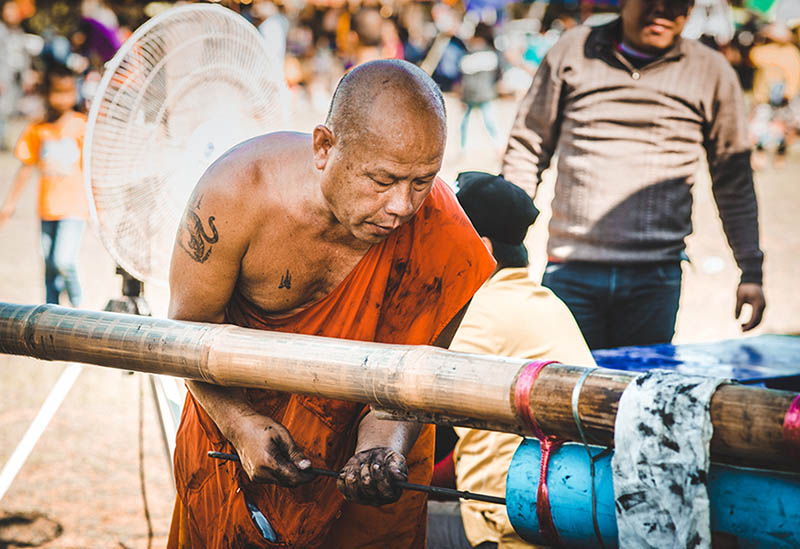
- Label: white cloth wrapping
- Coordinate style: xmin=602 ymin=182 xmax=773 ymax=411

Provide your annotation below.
xmin=612 ymin=370 xmax=725 ymax=549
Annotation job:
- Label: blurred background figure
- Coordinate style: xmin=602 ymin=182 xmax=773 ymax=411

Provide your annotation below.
xmin=381 ymin=16 xmax=405 ymax=60
xmin=422 ymin=3 xmax=466 ymax=92
xmin=458 ymin=22 xmax=502 ymax=150
xmin=80 ymin=0 xmax=118 ymax=30
xmin=749 ymin=22 xmax=800 ymax=169
xmin=71 ymin=14 xmax=121 ymax=70
xmin=682 ymin=0 xmax=735 ymax=49
xmin=253 ymin=0 xmax=289 ymax=73
xmin=399 ymin=3 xmax=433 ymax=65
xmin=0 ymin=63 xmax=88 ymax=306
xmin=0 ymin=0 xmax=30 ymax=150
xmin=351 ymin=7 xmax=387 ymax=65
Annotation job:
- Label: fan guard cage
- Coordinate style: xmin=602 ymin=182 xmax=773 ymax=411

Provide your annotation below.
xmin=85 ymin=4 xmax=287 ymax=285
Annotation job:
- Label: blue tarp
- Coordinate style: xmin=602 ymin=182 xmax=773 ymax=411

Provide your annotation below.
xmin=593 ymin=334 xmax=800 ymax=390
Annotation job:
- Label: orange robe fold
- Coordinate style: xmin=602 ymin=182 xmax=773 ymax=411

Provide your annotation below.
xmin=168 ymin=179 xmax=495 ymax=548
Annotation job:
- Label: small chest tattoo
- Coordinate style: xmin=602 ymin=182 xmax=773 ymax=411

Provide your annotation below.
xmin=278 ymin=269 xmax=292 ymax=290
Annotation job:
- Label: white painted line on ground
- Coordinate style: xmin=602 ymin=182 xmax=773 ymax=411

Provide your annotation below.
xmin=0 ymin=363 xmax=83 ymax=501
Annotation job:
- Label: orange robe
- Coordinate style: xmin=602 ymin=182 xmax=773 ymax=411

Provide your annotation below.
xmin=167 ymin=179 xmax=495 ymax=548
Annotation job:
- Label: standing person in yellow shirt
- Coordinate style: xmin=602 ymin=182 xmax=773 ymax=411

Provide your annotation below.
xmin=428 ymin=172 xmax=595 ymax=549
xmin=0 ymin=64 xmax=89 ymax=306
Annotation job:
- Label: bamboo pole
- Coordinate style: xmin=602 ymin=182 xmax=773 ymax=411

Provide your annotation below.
xmin=1 ymin=303 xmax=797 ymax=470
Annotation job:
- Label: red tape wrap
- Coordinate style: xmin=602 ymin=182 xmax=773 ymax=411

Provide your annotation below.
xmin=514 ymin=360 xmax=564 ymax=547
xmin=783 ymin=394 xmax=800 ymax=459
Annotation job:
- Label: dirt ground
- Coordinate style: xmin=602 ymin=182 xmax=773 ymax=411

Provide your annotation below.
xmin=0 ymin=92 xmax=798 ymax=548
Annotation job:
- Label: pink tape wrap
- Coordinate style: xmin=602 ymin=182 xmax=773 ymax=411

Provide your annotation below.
xmin=514 ymin=360 xmax=559 ymax=438
xmin=514 ymin=360 xmax=563 ymax=547
xmin=783 ymin=394 xmax=800 ymax=459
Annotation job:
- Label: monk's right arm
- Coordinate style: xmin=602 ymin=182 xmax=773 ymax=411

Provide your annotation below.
xmin=168 ymin=158 xmax=313 ymax=486
xmin=180 ymin=380 xmax=312 ymax=486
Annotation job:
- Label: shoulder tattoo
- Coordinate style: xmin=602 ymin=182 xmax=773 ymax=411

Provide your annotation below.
xmin=177 ymin=194 xmax=219 ymax=263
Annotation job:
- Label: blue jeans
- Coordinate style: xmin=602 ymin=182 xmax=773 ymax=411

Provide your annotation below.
xmin=460 ymin=101 xmax=498 ymax=148
xmin=41 ymin=219 xmax=85 ymax=306
xmin=542 ymin=261 xmax=682 ymax=350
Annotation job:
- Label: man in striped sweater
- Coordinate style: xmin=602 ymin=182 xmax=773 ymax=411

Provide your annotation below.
xmin=502 ymin=0 xmax=765 ymax=349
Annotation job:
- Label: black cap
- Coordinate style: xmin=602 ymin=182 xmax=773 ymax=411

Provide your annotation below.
xmin=456 ymin=171 xmax=539 ymax=266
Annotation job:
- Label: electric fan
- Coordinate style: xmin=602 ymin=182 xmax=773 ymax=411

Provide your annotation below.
xmin=84 ymin=3 xmax=288 ymax=285
xmin=81 ymin=4 xmax=289 ymax=477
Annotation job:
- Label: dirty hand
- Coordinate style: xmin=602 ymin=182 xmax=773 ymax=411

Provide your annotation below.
xmin=229 ymin=414 xmax=315 ymax=487
xmin=736 ymin=282 xmax=766 ymax=331
xmin=337 ymin=447 xmax=408 ymax=505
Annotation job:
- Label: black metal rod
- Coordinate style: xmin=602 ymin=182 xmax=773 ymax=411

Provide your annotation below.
xmin=207 ymin=451 xmax=506 ymax=505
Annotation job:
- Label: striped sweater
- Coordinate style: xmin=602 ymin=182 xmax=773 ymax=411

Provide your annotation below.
xmin=502 ymin=18 xmax=763 ymax=283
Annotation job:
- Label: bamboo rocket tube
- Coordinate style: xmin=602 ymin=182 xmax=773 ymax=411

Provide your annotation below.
xmin=0 ymin=302 xmax=797 ymax=470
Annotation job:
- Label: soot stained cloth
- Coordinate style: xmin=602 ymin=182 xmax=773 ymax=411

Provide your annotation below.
xmin=612 ymin=370 xmax=725 ymax=549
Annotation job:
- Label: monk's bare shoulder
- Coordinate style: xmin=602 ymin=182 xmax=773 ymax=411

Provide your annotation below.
xmin=175 ymin=132 xmax=312 ymax=265
xmin=247 ymin=132 xmax=316 ymax=205
xmin=191 ymin=132 xmax=312 ymax=221
xmin=203 ymin=132 xmax=310 ymax=197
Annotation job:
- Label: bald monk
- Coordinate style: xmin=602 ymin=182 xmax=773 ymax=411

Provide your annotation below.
xmin=166 ymin=59 xmax=495 ymax=547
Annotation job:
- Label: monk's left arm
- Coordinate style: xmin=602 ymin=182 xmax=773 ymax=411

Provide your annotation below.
xmin=337 ymin=303 xmax=470 ymax=505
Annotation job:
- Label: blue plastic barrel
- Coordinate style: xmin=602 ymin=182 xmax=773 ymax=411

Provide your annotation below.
xmin=506 ymin=439 xmax=800 ymax=548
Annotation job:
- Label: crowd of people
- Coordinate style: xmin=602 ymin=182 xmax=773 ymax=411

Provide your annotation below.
xmin=0 ymin=0 xmax=797 ymax=547
xmin=1 ymin=0 xmax=799 ymax=154
xmin=253 ymin=0 xmax=800 ymax=166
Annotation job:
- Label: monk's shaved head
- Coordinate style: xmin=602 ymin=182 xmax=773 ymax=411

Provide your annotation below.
xmin=312 ymin=60 xmax=448 ymax=244
xmin=325 ymin=59 xmax=446 ymax=149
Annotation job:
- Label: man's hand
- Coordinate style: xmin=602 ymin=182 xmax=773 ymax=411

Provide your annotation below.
xmin=736 ymin=282 xmax=766 ymax=331
xmin=337 ymin=447 xmax=408 ymax=506
xmin=229 ymin=413 xmax=315 ymax=487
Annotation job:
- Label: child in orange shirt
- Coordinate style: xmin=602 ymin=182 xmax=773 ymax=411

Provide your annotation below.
xmin=0 ymin=64 xmax=89 ymax=305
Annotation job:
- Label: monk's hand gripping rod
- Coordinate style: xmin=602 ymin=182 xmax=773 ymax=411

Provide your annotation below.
xmin=207 ymin=451 xmax=506 ymax=505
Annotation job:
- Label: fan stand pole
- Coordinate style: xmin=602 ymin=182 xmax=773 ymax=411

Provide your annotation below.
xmin=104 ymin=266 xmax=177 ymax=488
xmin=104 ymin=266 xmax=151 ymax=317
